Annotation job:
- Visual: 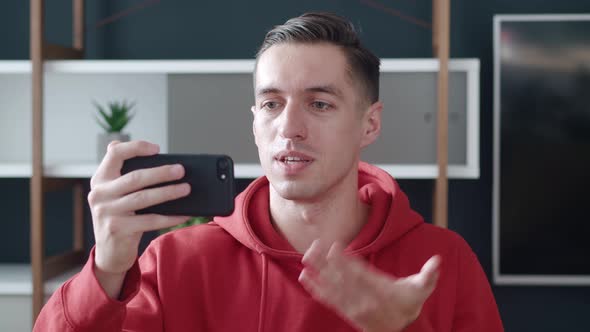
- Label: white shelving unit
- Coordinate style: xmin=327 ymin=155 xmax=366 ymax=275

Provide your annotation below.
xmin=0 ymin=58 xmax=480 ymax=180
xmin=0 ymin=163 xmax=474 ymax=179
xmin=0 ymin=57 xmax=480 ymax=325
xmin=0 ymin=264 xmax=78 ymax=296
xmin=0 ymin=264 xmax=80 ymax=331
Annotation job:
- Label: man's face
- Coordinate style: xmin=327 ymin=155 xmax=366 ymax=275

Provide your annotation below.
xmin=252 ymin=42 xmax=381 ymax=201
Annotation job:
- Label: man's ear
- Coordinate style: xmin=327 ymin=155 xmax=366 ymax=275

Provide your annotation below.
xmin=251 ymin=105 xmax=258 ymax=146
xmin=360 ymin=101 xmax=382 ymax=149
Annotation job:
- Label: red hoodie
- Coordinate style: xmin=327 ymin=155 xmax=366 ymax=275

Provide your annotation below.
xmin=34 ymin=162 xmax=503 ymax=331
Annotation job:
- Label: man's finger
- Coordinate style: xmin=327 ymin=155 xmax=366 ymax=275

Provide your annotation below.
xmin=109 ymin=182 xmax=191 ymax=214
xmin=302 ymin=239 xmax=330 ymax=271
xmin=299 ymin=267 xmax=337 ymax=305
xmin=301 ymin=241 xmax=347 ymax=298
xmin=421 ymin=255 xmax=441 ymax=274
xmin=326 ymin=242 xmax=345 ymax=261
xmin=322 ymin=242 xmax=355 ymax=284
xmin=94 ymin=140 xmax=160 ymax=184
xmin=327 ymin=243 xmax=377 ymax=283
xmin=412 ymin=255 xmax=441 ymax=292
xmin=101 ymin=163 xmax=185 ymax=199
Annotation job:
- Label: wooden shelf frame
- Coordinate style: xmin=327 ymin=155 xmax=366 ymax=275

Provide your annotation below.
xmin=26 ymin=0 xmax=452 ymax=322
xmin=432 ymin=0 xmax=451 ymax=228
xmin=30 ymin=0 xmax=87 ymax=321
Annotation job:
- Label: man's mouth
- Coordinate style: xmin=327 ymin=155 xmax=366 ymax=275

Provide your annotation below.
xmin=273 ymin=151 xmax=314 ymax=175
xmin=274 ymin=151 xmax=314 ymax=166
xmin=278 ymin=156 xmax=312 ymax=164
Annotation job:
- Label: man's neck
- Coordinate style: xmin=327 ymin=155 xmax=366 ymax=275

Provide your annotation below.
xmin=268 ymin=172 xmax=370 ymax=253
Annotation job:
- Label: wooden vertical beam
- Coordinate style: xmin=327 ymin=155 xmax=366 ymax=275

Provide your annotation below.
xmin=73 ymin=181 xmax=85 ymax=251
xmin=73 ymin=0 xmax=85 ymax=51
xmin=30 ymin=1 xmax=87 ymax=325
xmin=73 ymin=0 xmax=87 ymax=257
xmin=433 ymin=0 xmax=450 ymax=228
xmin=432 ymin=0 xmax=440 ymax=56
xmin=30 ymin=0 xmax=46 ymax=321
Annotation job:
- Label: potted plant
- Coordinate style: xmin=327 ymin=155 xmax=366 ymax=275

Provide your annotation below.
xmin=94 ymin=100 xmax=136 ymax=162
xmin=160 ymin=216 xmax=210 ymax=234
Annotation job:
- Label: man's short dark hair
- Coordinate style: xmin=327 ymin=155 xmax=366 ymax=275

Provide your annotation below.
xmin=255 ymin=12 xmax=381 ymax=105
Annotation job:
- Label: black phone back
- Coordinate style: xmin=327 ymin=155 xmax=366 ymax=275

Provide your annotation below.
xmin=121 ymin=154 xmax=235 ymax=217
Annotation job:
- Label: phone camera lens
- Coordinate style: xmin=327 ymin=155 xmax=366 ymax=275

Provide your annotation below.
xmin=216 ymin=157 xmax=230 ymax=182
xmin=217 ymin=158 xmax=228 ymax=170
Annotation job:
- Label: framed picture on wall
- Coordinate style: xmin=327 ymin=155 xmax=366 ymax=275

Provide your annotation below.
xmin=493 ymin=14 xmax=590 ymax=285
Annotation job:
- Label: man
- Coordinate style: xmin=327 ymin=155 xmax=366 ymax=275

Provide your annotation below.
xmin=34 ymin=12 xmax=503 ymax=332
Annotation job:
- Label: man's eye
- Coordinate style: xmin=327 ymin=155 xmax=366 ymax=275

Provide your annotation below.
xmin=262 ymin=101 xmax=279 ymax=110
xmin=311 ymin=101 xmax=331 ymax=111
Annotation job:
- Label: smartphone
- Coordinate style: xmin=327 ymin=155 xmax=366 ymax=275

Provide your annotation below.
xmin=120 ymin=154 xmax=235 ymax=217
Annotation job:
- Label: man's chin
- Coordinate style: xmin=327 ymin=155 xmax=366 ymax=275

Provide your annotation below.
xmin=270 ymin=179 xmax=318 ymax=201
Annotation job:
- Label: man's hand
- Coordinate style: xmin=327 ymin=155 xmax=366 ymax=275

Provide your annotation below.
xmin=88 ymin=140 xmax=192 ymax=298
xmin=298 ymin=240 xmax=440 ymax=332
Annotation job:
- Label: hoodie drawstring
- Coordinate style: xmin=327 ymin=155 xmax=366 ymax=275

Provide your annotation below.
xmin=258 ymin=253 xmax=268 ymax=332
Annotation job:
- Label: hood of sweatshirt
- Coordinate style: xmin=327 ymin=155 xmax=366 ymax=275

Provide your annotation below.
xmin=214 ymin=161 xmax=424 ymax=259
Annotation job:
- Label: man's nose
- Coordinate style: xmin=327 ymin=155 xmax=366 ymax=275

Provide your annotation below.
xmin=278 ymin=101 xmax=307 ymax=141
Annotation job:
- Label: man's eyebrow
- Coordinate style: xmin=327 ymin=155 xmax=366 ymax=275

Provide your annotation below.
xmin=255 ymin=85 xmax=345 ymax=98
xmin=256 ymin=87 xmax=282 ymax=97
xmin=305 ymin=85 xmax=344 ymax=98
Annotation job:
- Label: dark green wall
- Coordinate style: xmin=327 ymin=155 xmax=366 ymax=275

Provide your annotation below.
xmin=2 ymin=1 xmax=590 ymax=330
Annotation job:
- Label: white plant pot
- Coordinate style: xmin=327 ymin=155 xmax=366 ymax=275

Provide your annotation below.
xmin=97 ymin=132 xmax=130 ymax=162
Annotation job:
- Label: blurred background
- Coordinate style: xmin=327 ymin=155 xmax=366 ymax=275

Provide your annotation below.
xmin=1 ymin=1 xmax=589 ymax=330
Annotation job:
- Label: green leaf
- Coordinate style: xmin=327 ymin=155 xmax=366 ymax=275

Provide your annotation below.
xmin=93 ymin=99 xmax=136 ymax=133
xmin=111 ymin=115 xmax=127 ymax=132
xmin=94 ymin=115 xmax=111 ymax=133
xmin=159 ymin=216 xmax=210 ymax=235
